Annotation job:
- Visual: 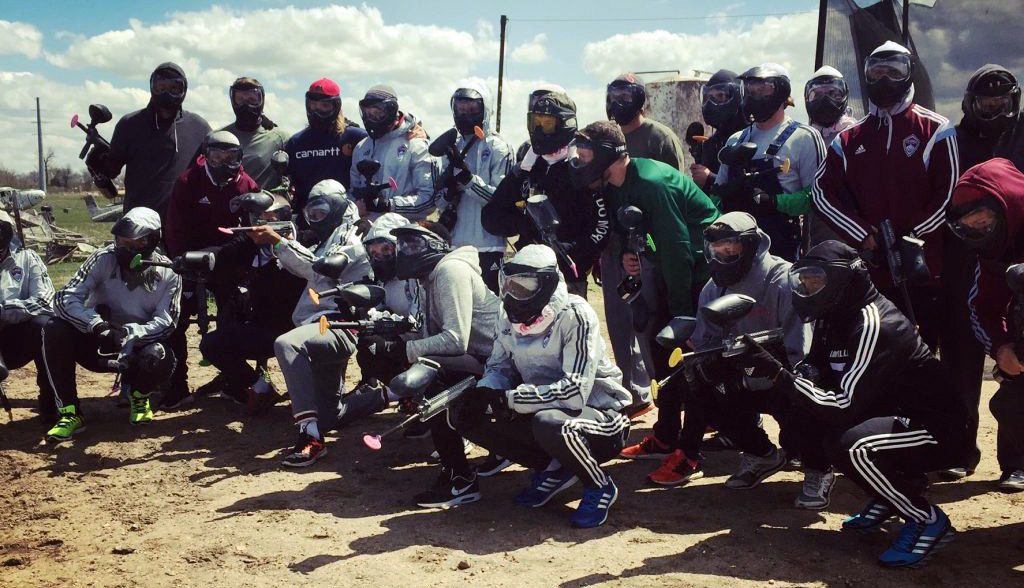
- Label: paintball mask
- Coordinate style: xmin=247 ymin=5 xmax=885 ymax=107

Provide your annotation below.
xmin=805 ymin=67 xmax=849 ymax=128
xmin=150 ymin=66 xmax=187 ymax=112
xmin=606 ymin=75 xmax=646 ymax=126
xmin=500 ymin=257 xmax=560 ymax=328
xmin=527 ymin=89 xmax=577 ymax=156
xmin=946 ymin=195 xmax=1007 ymax=256
xmin=703 ymin=219 xmax=761 ymax=288
xmin=864 ymin=45 xmax=914 ymax=108
xmin=740 ymin=64 xmax=792 ymax=123
xmin=568 ymin=131 xmax=627 ymax=190
xmin=451 ymin=88 xmax=486 ymax=136
xmin=790 ymin=241 xmax=867 ymax=322
xmin=203 ymin=130 xmax=243 ymax=188
xmin=230 ymin=78 xmax=266 ymax=129
xmin=360 ymin=85 xmax=400 ymax=140
xmin=392 ymin=225 xmax=449 ymax=281
xmin=306 ymin=78 xmax=342 ymax=132
xmin=701 ymin=70 xmax=742 ymax=129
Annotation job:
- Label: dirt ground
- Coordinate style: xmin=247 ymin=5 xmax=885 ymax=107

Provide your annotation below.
xmin=2 ymin=326 xmax=1023 ymax=587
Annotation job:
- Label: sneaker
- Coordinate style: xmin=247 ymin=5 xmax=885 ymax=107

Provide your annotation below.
xmin=246 ymin=385 xmax=283 ymax=416
xmin=625 ymin=401 xmax=654 ymax=420
xmin=702 ymin=432 xmax=739 ymax=452
xmin=938 ymin=467 xmax=973 ymax=481
xmin=794 ymin=468 xmax=836 ymax=510
xmin=784 ymin=457 xmax=803 ymax=472
xmin=478 ymin=454 xmax=513 ymax=477
xmin=159 ymin=385 xmax=193 ymax=410
xmin=403 ymin=418 xmax=432 ymax=440
xmin=619 ymin=434 xmax=672 ymax=460
xmin=516 ymin=467 xmax=579 ymax=507
xmin=571 ymin=479 xmax=619 ymax=528
xmin=725 ymin=448 xmax=786 ymax=490
xmin=413 ymin=469 xmax=481 ymax=508
xmin=878 ymin=508 xmax=955 ymax=568
xmin=128 ymin=391 xmax=154 ymax=425
xmin=842 ymin=499 xmax=895 ymax=533
xmin=998 ymin=469 xmax=1024 ymax=492
xmin=281 ymin=432 xmax=327 ymax=468
xmin=647 ymin=450 xmax=704 ymax=487
xmin=46 ymin=405 xmax=86 ymax=444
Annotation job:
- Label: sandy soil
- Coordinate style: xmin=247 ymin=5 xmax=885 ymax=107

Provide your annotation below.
xmin=2 ymin=331 xmax=1023 ymax=588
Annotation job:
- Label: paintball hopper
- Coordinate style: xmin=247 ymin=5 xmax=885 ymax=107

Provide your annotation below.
xmin=656 ymin=316 xmax=698 ymax=350
xmin=229 ymin=191 xmax=275 ymax=216
xmin=314 ymin=284 xmax=387 ymax=331
xmin=428 ymin=126 xmax=485 ymax=157
xmin=618 ymin=205 xmax=643 ymax=231
xmin=311 ymin=254 xmax=350 ymax=280
xmin=88 ymin=104 xmax=112 ymax=125
xmin=271 ymin=150 xmax=289 ymax=174
xmin=719 ymin=142 xmax=758 ymax=168
xmin=685 ymin=122 xmax=708 ymax=146
xmin=524 ymin=194 xmax=560 ymax=230
xmin=700 ymin=293 xmax=756 ymax=330
xmin=356 ymin=159 xmax=381 ymax=179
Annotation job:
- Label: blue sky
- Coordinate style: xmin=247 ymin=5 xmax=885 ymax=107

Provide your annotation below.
xmin=0 ymin=0 xmax=819 ymax=173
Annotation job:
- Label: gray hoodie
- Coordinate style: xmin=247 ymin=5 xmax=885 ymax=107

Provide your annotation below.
xmin=691 ymin=212 xmax=810 ymax=368
xmin=405 ymin=245 xmax=499 ymax=362
xmin=0 ymin=210 xmax=54 ymax=323
xmin=349 ymin=112 xmax=440 ymax=222
xmin=479 ymin=245 xmax=631 ymax=414
xmin=437 ymin=82 xmax=515 ymax=252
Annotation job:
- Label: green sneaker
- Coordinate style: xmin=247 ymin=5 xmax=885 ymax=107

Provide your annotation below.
xmin=46 ymin=405 xmax=86 ymax=444
xmin=129 ymin=391 xmax=154 ymax=425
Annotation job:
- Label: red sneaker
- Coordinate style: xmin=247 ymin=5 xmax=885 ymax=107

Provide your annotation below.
xmin=648 ymin=450 xmax=704 ymax=486
xmin=619 ymin=434 xmax=672 ymax=460
xmin=281 ymin=432 xmax=327 ymax=468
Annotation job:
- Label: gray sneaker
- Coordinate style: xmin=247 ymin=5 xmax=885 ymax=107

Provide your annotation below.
xmin=725 ymin=448 xmax=786 ymax=490
xmin=999 ymin=470 xmax=1024 ymax=492
xmin=794 ymin=468 xmax=837 ymax=509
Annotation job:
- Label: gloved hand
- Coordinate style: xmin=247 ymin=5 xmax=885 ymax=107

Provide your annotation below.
xmin=456 ymin=386 xmax=504 ymax=428
xmin=737 ymin=335 xmax=793 ymax=384
xmin=752 ymin=188 xmax=777 ymax=213
xmin=695 ymin=356 xmax=734 ymax=386
xmin=360 ymin=335 xmax=406 ymax=364
xmin=93 ymin=322 xmax=127 ymax=354
xmin=364 ymin=194 xmax=393 ymax=213
xmin=479 ymin=386 xmax=510 ymax=418
xmin=85 ymin=145 xmax=110 ymax=173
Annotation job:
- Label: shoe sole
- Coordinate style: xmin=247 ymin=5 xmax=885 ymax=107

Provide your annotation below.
xmin=416 ymin=491 xmax=482 ymax=509
xmin=478 ymin=459 xmax=513 ymax=478
xmin=794 ymin=476 xmax=838 ymax=510
xmin=998 ymin=482 xmax=1024 ymax=492
xmin=619 ymin=451 xmax=672 ymax=461
xmin=523 ymin=475 xmax=579 ymax=508
xmin=46 ymin=425 xmax=87 ymax=445
xmin=129 ymin=418 xmax=153 ymax=426
xmin=571 ymin=487 xmax=618 ymax=528
xmin=725 ymin=456 xmax=787 ymax=490
xmin=648 ymin=470 xmax=704 ymax=487
xmin=842 ymin=517 xmax=893 ymax=534
xmin=281 ymin=447 xmax=327 ymax=468
xmin=879 ymin=526 xmax=955 ymax=569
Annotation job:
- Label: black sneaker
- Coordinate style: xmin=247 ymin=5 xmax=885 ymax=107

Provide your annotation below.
xmin=703 ymin=432 xmax=739 ymax=452
xmin=414 ymin=468 xmax=481 ymax=508
xmin=478 ymin=454 xmax=513 ymax=477
xmin=281 ymin=432 xmax=327 ymax=468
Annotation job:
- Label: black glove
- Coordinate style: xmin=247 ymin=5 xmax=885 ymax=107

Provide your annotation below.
xmin=85 ymin=145 xmax=110 ymax=173
xmin=351 ymin=186 xmax=372 ymax=201
xmin=695 ymin=356 xmax=734 ymax=385
xmin=480 ymin=386 xmax=510 ymax=417
xmin=360 ymin=335 xmax=406 ymax=363
xmin=737 ymin=335 xmax=793 ymax=384
xmin=94 ymin=322 xmax=127 ymax=354
xmin=752 ymin=188 xmax=777 ymax=214
xmin=364 ymin=194 xmax=393 ymax=213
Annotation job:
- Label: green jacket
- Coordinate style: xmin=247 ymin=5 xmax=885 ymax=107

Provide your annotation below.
xmin=605 ymin=158 xmax=720 ymax=316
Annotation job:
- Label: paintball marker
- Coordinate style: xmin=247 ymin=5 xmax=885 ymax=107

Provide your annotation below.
xmin=651 ymin=293 xmax=783 ymax=396
xmin=617 ymin=205 xmax=650 ymax=331
xmin=0 ymin=186 xmax=44 ymax=246
xmin=221 ymin=190 xmax=295 ymax=238
xmin=864 ymin=219 xmax=929 ymax=326
xmin=271 ymin=150 xmax=291 ymax=195
xmin=432 ymin=125 xmax=485 ymax=231
xmin=70 ymin=104 xmax=119 ymax=199
xmin=363 ymin=365 xmax=476 ymax=450
xmin=522 ymin=193 xmax=578 ymax=279
xmin=354 ymin=159 xmax=399 ymax=210
xmin=716 ymin=141 xmax=791 ymax=212
xmin=996 ymin=263 xmax=1024 ymax=382
xmin=684 ymin=122 xmax=709 ymax=163
xmin=130 ymin=251 xmax=217 ymax=334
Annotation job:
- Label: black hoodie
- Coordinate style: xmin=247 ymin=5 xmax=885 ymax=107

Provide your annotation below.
xmin=102 ymin=62 xmax=211 ymax=219
xmin=957 ymin=64 xmax=1015 ymax=171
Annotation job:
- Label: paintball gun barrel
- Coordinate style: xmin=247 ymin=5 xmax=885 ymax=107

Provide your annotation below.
xmin=363 ymin=375 xmax=477 ymax=450
xmin=70 ymin=104 xmax=118 ymax=199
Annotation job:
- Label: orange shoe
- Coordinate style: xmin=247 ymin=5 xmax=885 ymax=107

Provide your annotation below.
xmin=647 ymin=450 xmax=704 ymax=486
xmin=619 ymin=434 xmax=672 ymax=460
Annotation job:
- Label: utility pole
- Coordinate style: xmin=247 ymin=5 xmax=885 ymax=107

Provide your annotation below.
xmin=36 ymin=97 xmax=46 ymax=192
xmin=496 ymin=15 xmax=508 ymax=133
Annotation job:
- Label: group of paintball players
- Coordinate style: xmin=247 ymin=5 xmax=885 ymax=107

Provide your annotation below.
xmin=3 ymin=39 xmax=1024 ymax=570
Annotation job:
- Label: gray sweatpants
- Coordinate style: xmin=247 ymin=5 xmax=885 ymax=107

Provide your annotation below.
xmin=274 ymin=322 xmax=361 ymax=431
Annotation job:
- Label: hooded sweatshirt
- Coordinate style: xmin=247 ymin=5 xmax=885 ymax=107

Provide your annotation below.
xmin=102 ymin=62 xmax=212 ymax=218
xmin=689 ymin=212 xmax=810 ymax=368
xmin=812 ymin=42 xmax=959 ymax=286
xmin=362 ymin=212 xmax=421 ymax=319
xmin=479 ymin=245 xmax=631 ymax=414
xmin=438 ymin=82 xmax=515 ymax=252
xmin=405 ymin=245 xmax=499 ymax=363
xmin=957 ymin=158 xmax=1024 ymax=355
xmin=957 ymin=64 xmax=1017 ymax=172
xmin=349 ymin=112 xmax=440 ymax=221
xmin=164 ymin=161 xmax=258 ymax=257
xmin=0 ymin=211 xmax=54 ymax=324
xmin=274 ymin=198 xmax=371 ymax=326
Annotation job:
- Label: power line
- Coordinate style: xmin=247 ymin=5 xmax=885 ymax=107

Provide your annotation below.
xmin=511 ymin=10 xmax=816 ymax=23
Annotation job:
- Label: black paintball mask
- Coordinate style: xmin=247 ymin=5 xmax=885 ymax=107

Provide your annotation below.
xmin=963 ymin=66 xmax=1021 ymax=137
xmin=500 ymin=259 xmax=560 ymax=326
xmin=392 ymin=225 xmax=450 ymax=281
xmin=740 ymin=65 xmax=791 ymax=123
xmin=149 ymin=64 xmax=187 ymax=113
xmin=527 ymin=89 xmax=578 ymax=156
xmin=864 ymin=48 xmax=914 ymax=109
xmin=360 ymin=85 xmax=401 ymax=140
xmin=946 ymin=195 xmax=1008 ymax=258
xmin=302 ymin=181 xmax=352 ymax=246
xmin=230 ymin=78 xmax=266 ymax=130
xmin=606 ymin=75 xmax=646 ymax=126
xmin=451 ymin=88 xmax=486 ymax=136
xmin=305 ymin=78 xmax=342 ymax=132
xmin=365 ymin=237 xmax=398 ymax=283
xmin=701 ymin=69 xmax=742 ymax=129
xmin=703 ymin=215 xmax=761 ymax=287
xmin=568 ymin=131 xmax=627 ymax=190
xmin=203 ymin=130 xmax=243 ymax=188
xmin=805 ymin=72 xmax=849 ymax=128
xmin=790 ymin=241 xmax=870 ymax=322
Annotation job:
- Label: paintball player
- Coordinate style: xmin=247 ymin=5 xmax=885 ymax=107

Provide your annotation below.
xmin=690 ymin=69 xmax=746 ymax=192
xmin=739 ymin=240 xmax=965 ymax=569
xmin=43 ymin=208 xmax=181 ymax=443
xmin=162 ymin=130 xmax=259 ymax=409
xmin=198 ymin=194 xmax=305 ymax=413
xmin=571 ymin=121 xmax=719 ymax=416
xmin=0 ymin=210 xmax=56 ymax=424
xmin=219 ymin=77 xmax=290 ymax=190
xmin=390 ymin=222 xmax=499 ymax=507
xmin=246 ymin=180 xmax=373 ymax=466
xmin=940 ymin=66 xmax=1020 ymax=479
xmin=804 ymin=66 xmax=856 ymax=248
xmin=812 ymin=41 xmax=958 ymax=349
xmin=715 ymin=63 xmax=825 ymax=261
xmin=482 ymin=86 xmax=609 ymax=296
xmin=446 ymin=245 xmax=631 ymax=528
xmin=285 ymin=78 xmax=368 ymax=211
xmin=948 ymin=157 xmax=1024 ymax=491
xmin=435 ymin=83 xmax=514 ymax=292
xmin=350 ymin=85 xmax=439 ymax=221
xmin=606 ymin=73 xmax=686 ymax=170
xmin=86 ymin=62 xmax=211 ymax=219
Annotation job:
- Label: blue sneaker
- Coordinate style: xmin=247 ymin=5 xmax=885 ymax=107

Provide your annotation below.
xmin=516 ymin=468 xmax=579 ymax=508
xmin=570 ymin=479 xmax=618 ymax=528
xmin=878 ymin=507 xmax=955 ymax=569
xmin=841 ymin=499 xmax=895 ymax=533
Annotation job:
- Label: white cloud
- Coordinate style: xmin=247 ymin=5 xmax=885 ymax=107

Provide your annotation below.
xmin=511 ymin=34 xmax=549 ymax=65
xmin=0 ymin=20 xmax=42 ymax=59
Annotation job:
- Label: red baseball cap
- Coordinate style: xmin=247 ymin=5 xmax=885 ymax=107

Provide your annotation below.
xmin=308 ymin=78 xmax=341 ymax=97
